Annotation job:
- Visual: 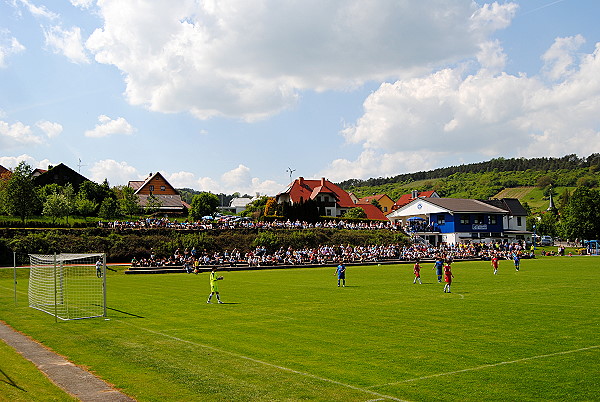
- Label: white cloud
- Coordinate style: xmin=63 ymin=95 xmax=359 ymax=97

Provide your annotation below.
xmin=89 ymin=159 xmax=140 ymax=186
xmin=70 ymin=0 xmax=93 ymax=8
xmin=324 ymin=37 xmax=600 ymax=181
xmin=0 ymin=155 xmax=53 ymax=170
xmin=0 ymin=120 xmax=44 ymax=148
xmin=44 ymin=25 xmax=90 ymax=64
xmin=36 ymin=120 xmax=63 ymax=138
xmin=0 ymin=30 xmax=26 ymax=68
xmin=15 ymin=0 xmax=59 ymax=20
xmin=85 ymin=1 xmax=517 ymax=121
xmin=84 ymin=115 xmax=136 ymax=138
xmin=541 ymin=34 xmax=585 ymax=81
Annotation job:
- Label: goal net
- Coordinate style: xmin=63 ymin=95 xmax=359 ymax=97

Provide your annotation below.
xmin=28 ymin=253 xmax=106 ymax=320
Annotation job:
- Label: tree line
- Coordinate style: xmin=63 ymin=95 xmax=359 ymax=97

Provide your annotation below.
xmin=338 ymin=154 xmax=600 ymax=189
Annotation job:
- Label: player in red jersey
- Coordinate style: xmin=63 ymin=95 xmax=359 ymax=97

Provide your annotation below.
xmin=491 ymin=254 xmax=499 ymax=275
xmin=413 ymin=258 xmax=422 ymax=284
xmin=443 ymin=261 xmax=454 ymax=293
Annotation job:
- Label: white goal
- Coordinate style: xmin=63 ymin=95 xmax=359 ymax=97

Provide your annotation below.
xmin=28 ymin=253 xmax=106 ymax=320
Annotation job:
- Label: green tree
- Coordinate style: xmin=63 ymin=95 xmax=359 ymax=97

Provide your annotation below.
xmin=118 ymin=186 xmax=140 ymax=218
xmin=98 ymin=197 xmax=120 ymax=220
xmin=75 ymin=194 xmax=98 ymax=220
xmin=343 ymin=207 xmax=367 ymax=219
xmin=560 ymin=187 xmax=600 ymax=241
xmin=189 ymin=192 xmax=220 ymax=220
xmin=370 ymin=199 xmax=383 ymax=211
xmin=2 ymin=161 xmax=40 ymax=223
xmin=42 ymin=193 xmax=69 ymax=224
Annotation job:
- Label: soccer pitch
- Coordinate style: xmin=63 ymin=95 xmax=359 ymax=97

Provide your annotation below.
xmin=1 ymin=256 xmax=598 ymax=401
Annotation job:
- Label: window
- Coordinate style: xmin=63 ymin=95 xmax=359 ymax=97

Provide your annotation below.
xmin=160 ymin=186 xmax=166 ymax=191
xmin=474 ymin=215 xmax=484 ymax=224
xmin=460 ymin=215 xmax=470 ymax=225
xmin=437 ymin=214 xmax=445 ymax=225
xmin=149 ymin=185 xmax=154 ymax=192
xmin=517 ymin=216 xmax=522 ymax=226
xmin=489 ymin=215 xmax=497 ymax=225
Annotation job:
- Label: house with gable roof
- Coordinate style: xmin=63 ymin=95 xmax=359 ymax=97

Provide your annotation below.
xmin=276 ymin=177 xmax=387 ymax=220
xmin=32 ymin=163 xmax=91 ymax=191
xmin=392 ymin=190 xmax=440 ymax=211
xmin=128 ymin=172 xmax=189 ymax=215
xmin=387 ymin=197 xmax=531 ymax=245
xmin=357 ymin=194 xmax=395 ymax=214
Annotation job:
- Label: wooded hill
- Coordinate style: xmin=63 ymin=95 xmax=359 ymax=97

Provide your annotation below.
xmin=339 ymin=154 xmax=600 ymax=212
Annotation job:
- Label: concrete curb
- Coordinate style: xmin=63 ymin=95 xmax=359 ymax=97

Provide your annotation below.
xmin=0 ymin=320 xmax=135 ymax=401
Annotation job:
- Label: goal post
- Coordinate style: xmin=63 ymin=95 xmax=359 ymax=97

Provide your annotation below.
xmin=28 ymin=253 xmax=106 ymax=320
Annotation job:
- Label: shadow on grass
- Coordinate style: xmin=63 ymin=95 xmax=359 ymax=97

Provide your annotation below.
xmin=0 ymin=368 xmax=27 ymax=392
xmin=106 ymin=306 xmax=145 ymax=318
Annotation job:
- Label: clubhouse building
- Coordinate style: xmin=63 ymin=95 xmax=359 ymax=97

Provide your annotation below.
xmin=386 ymin=197 xmax=530 ymax=246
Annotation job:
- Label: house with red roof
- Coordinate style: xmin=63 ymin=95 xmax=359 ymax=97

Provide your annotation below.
xmin=276 ymin=177 xmax=388 ymax=220
xmin=128 ymin=172 xmax=189 ymax=215
xmin=392 ymin=190 xmax=440 ymax=211
xmin=357 ymin=194 xmax=395 ymax=214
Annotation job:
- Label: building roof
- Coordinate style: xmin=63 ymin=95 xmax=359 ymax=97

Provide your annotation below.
xmin=0 ymin=165 xmax=10 ymax=178
xmin=423 ymin=198 xmax=508 ymax=214
xmin=279 ymin=177 xmax=355 ymax=207
xmin=480 ymin=198 xmax=528 ymax=216
xmin=394 ymin=190 xmax=438 ymax=208
xmin=137 ymin=194 xmax=188 ymax=210
xmin=357 ymin=204 xmax=388 ymax=220
xmin=32 ymin=163 xmax=89 ymax=190
xmin=129 ymin=172 xmax=180 ymax=195
xmin=357 ymin=194 xmax=391 ymax=205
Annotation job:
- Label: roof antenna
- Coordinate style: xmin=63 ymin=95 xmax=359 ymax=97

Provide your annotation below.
xmin=77 ymin=158 xmax=87 ymax=173
xmin=286 ymin=167 xmax=296 ymax=182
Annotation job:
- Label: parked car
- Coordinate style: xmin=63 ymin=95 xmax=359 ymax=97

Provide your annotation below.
xmin=540 ymin=236 xmax=554 ymax=246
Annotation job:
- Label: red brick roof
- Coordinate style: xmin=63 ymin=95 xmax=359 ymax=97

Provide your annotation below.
xmin=394 ymin=190 xmax=437 ymax=209
xmin=357 ymin=194 xmax=387 ymax=204
xmin=357 ymin=203 xmax=388 ymax=220
xmin=280 ymin=177 xmax=355 ymax=207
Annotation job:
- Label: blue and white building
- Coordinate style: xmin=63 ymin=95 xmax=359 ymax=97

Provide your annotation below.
xmin=386 ymin=197 xmax=530 ymax=245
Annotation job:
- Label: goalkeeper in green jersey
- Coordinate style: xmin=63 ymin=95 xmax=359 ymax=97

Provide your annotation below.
xmin=207 ymin=266 xmax=224 ymax=304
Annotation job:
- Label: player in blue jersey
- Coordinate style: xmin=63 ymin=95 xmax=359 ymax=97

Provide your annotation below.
xmin=336 ymin=260 xmax=346 ymax=287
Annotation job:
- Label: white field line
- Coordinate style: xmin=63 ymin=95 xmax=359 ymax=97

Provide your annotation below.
xmin=369 ymin=345 xmax=600 ymax=389
xmin=117 ymin=319 xmax=409 ymax=402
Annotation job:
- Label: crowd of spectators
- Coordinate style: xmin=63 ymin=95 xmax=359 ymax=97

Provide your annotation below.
xmin=99 ymin=217 xmax=402 ymax=231
xmin=129 ymin=240 xmax=533 ymax=271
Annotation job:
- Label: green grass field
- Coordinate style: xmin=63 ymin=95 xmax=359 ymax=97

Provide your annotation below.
xmin=1 ymin=256 xmax=598 ymax=401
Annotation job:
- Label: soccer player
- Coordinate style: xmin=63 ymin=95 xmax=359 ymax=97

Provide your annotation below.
xmin=433 ymin=256 xmax=444 ymax=283
xmin=95 ymin=258 xmax=103 ymax=278
xmin=413 ymin=258 xmax=422 ymax=284
xmin=512 ymin=252 xmax=521 ymax=271
xmin=491 ymin=254 xmax=499 ymax=275
xmin=443 ymin=261 xmax=454 ymax=293
xmin=206 ymin=266 xmax=224 ymax=304
xmin=336 ymin=260 xmax=346 ymax=287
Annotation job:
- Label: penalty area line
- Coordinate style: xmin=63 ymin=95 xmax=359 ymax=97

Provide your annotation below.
xmin=369 ymin=345 xmax=600 ymax=389
xmin=116 ymin=320 xmax=409 ymax=402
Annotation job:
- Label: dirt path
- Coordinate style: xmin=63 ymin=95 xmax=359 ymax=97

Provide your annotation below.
xmin=0 ymin=320 xmax=135 ymax=401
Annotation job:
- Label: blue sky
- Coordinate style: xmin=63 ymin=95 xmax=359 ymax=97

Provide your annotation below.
xmin=1 ymin=0 xmax=599 ymax=196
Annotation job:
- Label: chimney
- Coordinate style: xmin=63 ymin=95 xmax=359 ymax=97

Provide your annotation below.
xmin=321 ymin=177 xmax=326 ymax=186
xmin=298 ymin=177 xmax=304 ymax=186
xmin=411 ymin=190 xmax=419 ymax=199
